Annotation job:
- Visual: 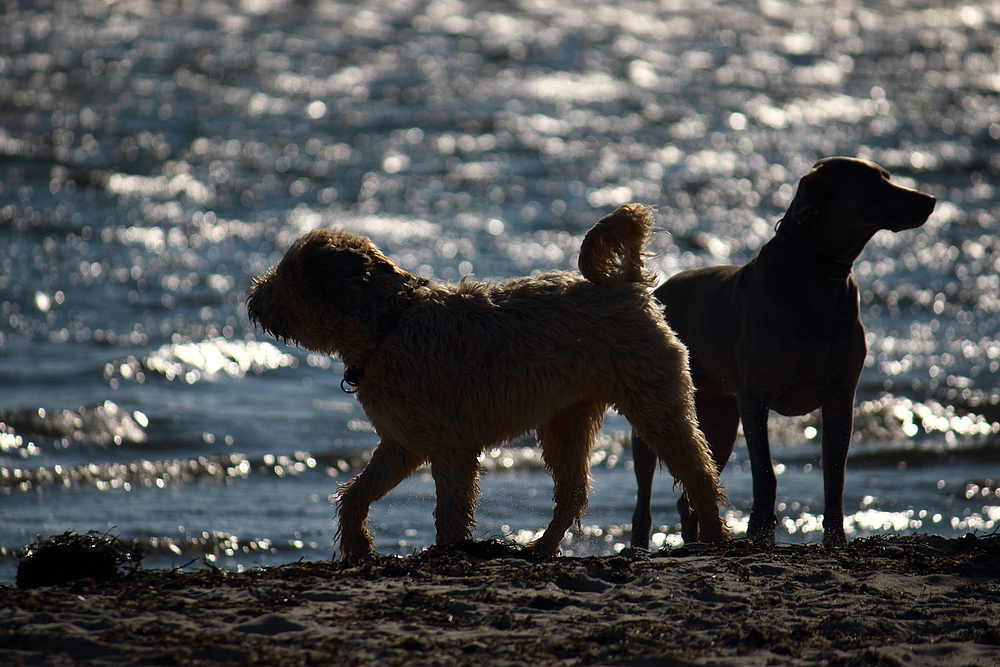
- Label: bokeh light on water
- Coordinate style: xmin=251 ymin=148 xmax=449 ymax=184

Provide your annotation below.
xmin=1 ymin=0 xmax=999 ymax=575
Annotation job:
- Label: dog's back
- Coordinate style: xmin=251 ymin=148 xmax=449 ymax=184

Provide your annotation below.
xmin=578 ymin=203 xmax=655 ymax=287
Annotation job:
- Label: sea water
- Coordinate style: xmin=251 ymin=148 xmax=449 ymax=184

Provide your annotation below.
xmin=2 ymin=0 xmax=1000 ymax=582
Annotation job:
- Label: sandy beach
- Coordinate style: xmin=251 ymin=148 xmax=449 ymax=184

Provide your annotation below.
xmin=2 ymin=534 xmax=999 ymax=666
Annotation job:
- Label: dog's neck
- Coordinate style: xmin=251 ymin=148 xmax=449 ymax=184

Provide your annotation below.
xmin=772 ymin=210 xmax=856 ymax=280
xmin=340 ymin=276 xmax=431 ymax=393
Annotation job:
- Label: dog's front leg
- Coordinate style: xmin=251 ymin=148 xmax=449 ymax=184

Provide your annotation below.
xmin=820 ymin=397 xmax=853 ymax=547
xmin=738 ymin=391 xmax=778 ymax=547
xmin=430 ymin=450 xmax=481 ymax=547
xmin=336 ymin=441 xmax=425 ymax=563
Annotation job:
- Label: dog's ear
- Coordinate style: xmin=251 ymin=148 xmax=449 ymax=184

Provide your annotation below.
xmin=298 ymin=237 xmax=418 ymax=337
xmin=302 ymin=243 xmax=369 ymax=285
xmin=791 ymin=163 xmax=834 ymax=220
xmin=298 ymin=242 xmax=373 ymax=314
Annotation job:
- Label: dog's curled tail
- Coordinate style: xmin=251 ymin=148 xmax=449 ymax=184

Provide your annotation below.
xmin=578 ymin=203 xmax=655 ymax=286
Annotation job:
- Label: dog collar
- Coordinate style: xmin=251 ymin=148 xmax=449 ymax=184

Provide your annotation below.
xmin=337 ymin=276 xmax=430 ymax=395
xmin=341 ymin=366 xmax=364 ymax=394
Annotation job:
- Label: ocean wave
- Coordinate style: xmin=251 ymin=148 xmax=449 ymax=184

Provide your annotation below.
xmin=0 ymin=401 xmax=147 ymax=450
xmin=0 ymin=450 xmax=373 ymax=493
xmin=0 ymin=434 xmax=631 ymax=493
xmin=140 ymin=530 xmax=322 ymax=564
xmin=0 ymin=454 xmax=252 ymax=493
xmin=6 ymin=401 xmax=1000 ymax=494
xmin=763 ymin=392 xmax=1000 ymax=449
xmin=855 ymin=394 xmax=1000 ymax=442
xmin=843 ymin=442 xmax=1000 ymax=469
xmin=109 ymin=338 xmax=297 ymax=384
xmin=0 ymin=530 xmax=333 ymax=568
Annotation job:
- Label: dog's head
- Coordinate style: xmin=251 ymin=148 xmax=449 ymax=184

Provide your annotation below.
xmin=247 ymin=229 xmax=424 ymax=356
xmin=789 ymin=157 xmax=936 ymax=234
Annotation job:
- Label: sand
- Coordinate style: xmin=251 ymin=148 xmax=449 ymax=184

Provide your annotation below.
xmin=2 ymin=534 xmax=999 ymax=666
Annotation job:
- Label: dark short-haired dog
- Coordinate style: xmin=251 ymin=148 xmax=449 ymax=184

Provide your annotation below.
xmin=631 ymin=157 xmax=936 ymax=548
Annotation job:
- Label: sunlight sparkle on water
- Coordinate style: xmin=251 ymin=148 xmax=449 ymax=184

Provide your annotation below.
xmin=140 ymin=339 xmax=297 ymax=383
xmin=3 ymin=0 xmax=1000 ymax=578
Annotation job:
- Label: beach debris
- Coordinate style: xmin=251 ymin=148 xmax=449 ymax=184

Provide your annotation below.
xmin=16 ymin=530 xmax=146 ymax=589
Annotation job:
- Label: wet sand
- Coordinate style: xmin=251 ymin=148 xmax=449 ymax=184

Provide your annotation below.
xmin=2 ymin=534 xmax=999 ymax=666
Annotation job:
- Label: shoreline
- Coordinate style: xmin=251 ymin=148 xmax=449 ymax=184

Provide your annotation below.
xmin=2 ymin=534 xmax=999 ymax=665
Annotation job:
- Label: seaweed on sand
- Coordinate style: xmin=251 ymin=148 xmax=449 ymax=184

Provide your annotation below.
xmin=16 ymin=530 xmax=146 ymax=589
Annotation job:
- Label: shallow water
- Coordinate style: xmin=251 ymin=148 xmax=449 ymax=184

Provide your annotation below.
xmin=2 ymin=0 xmax=1000 ymax=582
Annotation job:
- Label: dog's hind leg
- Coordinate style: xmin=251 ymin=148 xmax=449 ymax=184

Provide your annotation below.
xmin=678 ymin=390 xmax=740 ymax=542
xmin=623 ymin=395 xmax=727 ymax=544
xmin=631 ymin=389 xmax=738 ymax=548
xmin=336 ymin=441 xmax=425 ymax=562
xmin=738 ymin=391 xmax=778 ymax=547
xmin=532 ymin=401 xmax=605 ymax=557
xmin=429 ymin=449 xmax=482 ymax=547
xmin=629 ymin=430 xmax=657 ymax=549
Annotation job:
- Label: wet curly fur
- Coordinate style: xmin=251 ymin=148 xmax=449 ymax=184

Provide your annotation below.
xmin=247 ymin=204 xmax=727 ymax=562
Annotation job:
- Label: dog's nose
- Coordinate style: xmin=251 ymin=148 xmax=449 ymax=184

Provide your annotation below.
xmin=917 ymin=192 xmax=937 ymax=219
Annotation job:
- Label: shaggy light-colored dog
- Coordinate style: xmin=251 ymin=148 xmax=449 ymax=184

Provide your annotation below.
xmin=247 ymin=204 xmax=727 ymax=562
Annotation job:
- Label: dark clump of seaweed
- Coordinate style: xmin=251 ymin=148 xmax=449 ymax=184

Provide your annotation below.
xmin=434 ymin=538 xmax=543 ymax=562
xmin=334 ymin=538 xmax=544 ymax=580
xmin=16 ymin=530 xmax=146 ymax=589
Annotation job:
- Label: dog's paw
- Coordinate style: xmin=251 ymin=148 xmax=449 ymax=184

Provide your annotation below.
xmin=746 ymin=530 xmax=776 ymax=549
xmin=697 ymin=520 xmax=730 ymax=544
xmin=338 ymin=551 xmax=375 ymax=565
xmin=746 ymin=513 xmax=777 ymax=549
xmin=822 ymin=530 xmax=848 ymax=549
xmin=337 ymin=542 xmax=377 ymax=565
xmin=525 ymin=539 xmax=563 ymax=560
